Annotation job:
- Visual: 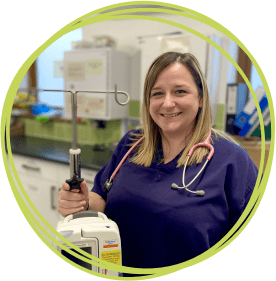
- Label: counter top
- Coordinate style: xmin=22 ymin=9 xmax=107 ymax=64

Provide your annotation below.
xmin=10 ymin=136 xmax=114 ymax=171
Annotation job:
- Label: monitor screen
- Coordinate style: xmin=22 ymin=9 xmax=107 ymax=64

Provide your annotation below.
xmin=62 ymin=247 xmax=92 ymax=270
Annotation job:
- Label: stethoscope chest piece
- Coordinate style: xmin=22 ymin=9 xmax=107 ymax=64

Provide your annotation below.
xmin=104 ymin=179 xmax=113 ymax=192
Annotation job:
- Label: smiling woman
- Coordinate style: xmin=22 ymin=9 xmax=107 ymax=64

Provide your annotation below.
xmin=60 ymin=52 xmax=259 ymax=274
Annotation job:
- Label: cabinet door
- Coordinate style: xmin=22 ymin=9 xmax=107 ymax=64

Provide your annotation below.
xmin=18 ymin=174 xmax=62 ymax=229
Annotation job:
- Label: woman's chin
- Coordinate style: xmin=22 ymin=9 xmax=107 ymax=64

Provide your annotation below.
xmin=161 ymin=127 xmax=183 ymax=136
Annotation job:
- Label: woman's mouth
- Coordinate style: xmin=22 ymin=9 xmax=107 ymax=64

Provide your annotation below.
xmin=161 ymin=112 xmax=182 ymax=117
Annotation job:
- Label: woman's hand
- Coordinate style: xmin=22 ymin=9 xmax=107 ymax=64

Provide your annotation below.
xmin=58 ymin=181 xmax=89 ymax=217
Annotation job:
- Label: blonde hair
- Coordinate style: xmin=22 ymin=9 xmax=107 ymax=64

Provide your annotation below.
xmin=130 ymin=52 xmax=237 ymax=167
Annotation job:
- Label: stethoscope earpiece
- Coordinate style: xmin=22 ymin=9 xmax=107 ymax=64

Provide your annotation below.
xmin=171 ymin=183 xmax=205 ymax=196
xmin=171 ymin=183 xmax=179 ymax=189
xmin=196 ymin=190 xmax=205 ymax=196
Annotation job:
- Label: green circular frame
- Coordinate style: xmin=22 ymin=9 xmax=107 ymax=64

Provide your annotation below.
xmin=1 ymin=1 xmax=274 ymax=279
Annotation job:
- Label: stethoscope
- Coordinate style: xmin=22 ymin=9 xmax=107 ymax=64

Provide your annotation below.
xmin=104 ymin=130 xmax=214 ymax=196
xmin=171 ymin=130 xmax=214 ymax=196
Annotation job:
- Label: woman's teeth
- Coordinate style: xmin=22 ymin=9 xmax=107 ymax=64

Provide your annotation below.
xmin=162 ymin=113 xmax=181 ymax=117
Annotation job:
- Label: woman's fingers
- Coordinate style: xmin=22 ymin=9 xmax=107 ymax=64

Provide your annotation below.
xmin=80 ymin=181 xmax=88 ymax=196
xmin=58 ymin=199 xmax=87 ymax=209
xmin=59 ymin=189 xmax=85 ymax=201
xmin=58 ymin=205 xmax=85 ymax=217
xmin=61 ymin=181 xmax=70 ymax=191
xmin=58 ymin=181 xmax=89 ymax=217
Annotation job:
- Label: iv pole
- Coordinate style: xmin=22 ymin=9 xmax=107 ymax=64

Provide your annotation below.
xmin=44 ymin=85 xmax=130 ymax=191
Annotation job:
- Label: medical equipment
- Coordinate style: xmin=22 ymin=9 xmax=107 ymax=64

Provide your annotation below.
xmin=63 ymin=48 xmax=130 ymax=120
xmin=44 ymin=86 xmax=129 ymax=191
xmin=104 ymin=130 xmax=214 ymax=196
xmin=171 ymin=130 xmax=214 ymax=196
xmin=56 ymin=211 xmax=121 ymax=276
xmin=44 ymin=86 xmax=128 ymax=275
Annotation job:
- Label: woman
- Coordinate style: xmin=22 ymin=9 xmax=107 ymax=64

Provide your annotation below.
xmin=58 ymin=52 xmax=258 ymax=270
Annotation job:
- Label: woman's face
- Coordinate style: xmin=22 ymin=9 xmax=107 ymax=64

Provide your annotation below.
xmin=149 ymin=63 xmax=202 ymax=138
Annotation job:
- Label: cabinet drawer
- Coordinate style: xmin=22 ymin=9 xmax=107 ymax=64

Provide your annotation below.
xmin=12 ymin=154 xmax=59 ymax=182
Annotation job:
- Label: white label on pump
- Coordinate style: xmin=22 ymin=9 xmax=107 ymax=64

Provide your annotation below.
xmin=103 ymin=240 xmax=118 ymax=248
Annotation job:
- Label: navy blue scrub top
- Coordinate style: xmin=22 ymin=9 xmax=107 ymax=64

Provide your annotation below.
xmin=92 ymin=130 xmax=258 ymax=269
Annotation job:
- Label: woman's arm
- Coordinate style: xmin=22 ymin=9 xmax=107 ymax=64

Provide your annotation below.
xmin=87 ymin=191 xmax=106 ymax=213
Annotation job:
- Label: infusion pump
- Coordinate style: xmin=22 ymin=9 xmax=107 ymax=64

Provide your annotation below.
xmin=57 ymin=211 xmax=121 ymax=276
xmin=63 ymin=48 xmax=130 ymax=120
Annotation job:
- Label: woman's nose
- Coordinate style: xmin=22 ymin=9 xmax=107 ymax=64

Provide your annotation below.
xmin=163 ymin=93 xmax=175 ymax=107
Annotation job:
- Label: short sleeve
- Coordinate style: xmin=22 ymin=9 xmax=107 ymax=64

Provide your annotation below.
xmin=224 ymin=144 xmax=259 ymax=227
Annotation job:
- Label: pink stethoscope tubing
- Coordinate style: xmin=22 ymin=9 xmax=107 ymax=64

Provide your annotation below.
xmin=110 ymin=135 xmax=145 ymax=180
xmin=183 ymin=130 xmax=214 ymax=188
xmin=103 ymin=135 xmax=145 ymax=191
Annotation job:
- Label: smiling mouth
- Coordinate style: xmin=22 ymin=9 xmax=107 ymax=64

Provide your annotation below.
xmin=161 ymin=112 xmax=182 ymax=117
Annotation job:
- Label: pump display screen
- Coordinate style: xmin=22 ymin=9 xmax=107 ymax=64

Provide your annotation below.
xmin=62 ymin=247 xmax=92 ymax=270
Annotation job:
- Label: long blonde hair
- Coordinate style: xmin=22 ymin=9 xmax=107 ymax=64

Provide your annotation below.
xmin=130 ymin=52 xmax=235 ymax=167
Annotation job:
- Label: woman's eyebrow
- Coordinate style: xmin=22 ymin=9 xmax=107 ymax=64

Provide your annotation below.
xmin=151 ymin=87 xmax=162 ymax=91
xmin=151 ymin=84 xmax=191 ymax=91
xmin=174 ymin=84 xmax=191 ymax=89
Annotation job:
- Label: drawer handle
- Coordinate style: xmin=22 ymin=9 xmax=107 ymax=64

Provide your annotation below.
xmin=28 ymin=184 xmax=38 ymax=191
xmin=51 ymin=186 xmax=57 ymax=210
xmin=22 ymin=164 xmax=40 ymax=172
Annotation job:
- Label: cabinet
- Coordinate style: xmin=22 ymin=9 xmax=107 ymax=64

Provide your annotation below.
xmin=63 ymin=48 xmax=130 ymax=120
xmin=18 ymin=174 xmax=61 ymax=227
xmin=12 ymin=154 xmax=98 ymax=231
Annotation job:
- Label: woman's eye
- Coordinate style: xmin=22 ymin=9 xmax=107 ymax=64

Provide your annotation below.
xmin=176 ymin=90 xmax=186 ymax=94
xmin=151 ymin=92 xmax=162 ymax=97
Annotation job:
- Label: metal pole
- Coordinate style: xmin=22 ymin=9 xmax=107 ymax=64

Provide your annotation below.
xmin=71 ymin=92 xmax=77 ymax=149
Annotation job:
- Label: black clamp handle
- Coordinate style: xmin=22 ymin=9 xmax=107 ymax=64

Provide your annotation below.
xmin=66 ymin=174 xmax=84 ymax=192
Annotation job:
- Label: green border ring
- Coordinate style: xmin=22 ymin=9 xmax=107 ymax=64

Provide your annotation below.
xmin=1 ymin=1 xmax=274 ymax=279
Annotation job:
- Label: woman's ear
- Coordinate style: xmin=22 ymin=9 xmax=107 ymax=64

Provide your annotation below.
xmin=199 ymin=97 xmax=203 ymax=108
